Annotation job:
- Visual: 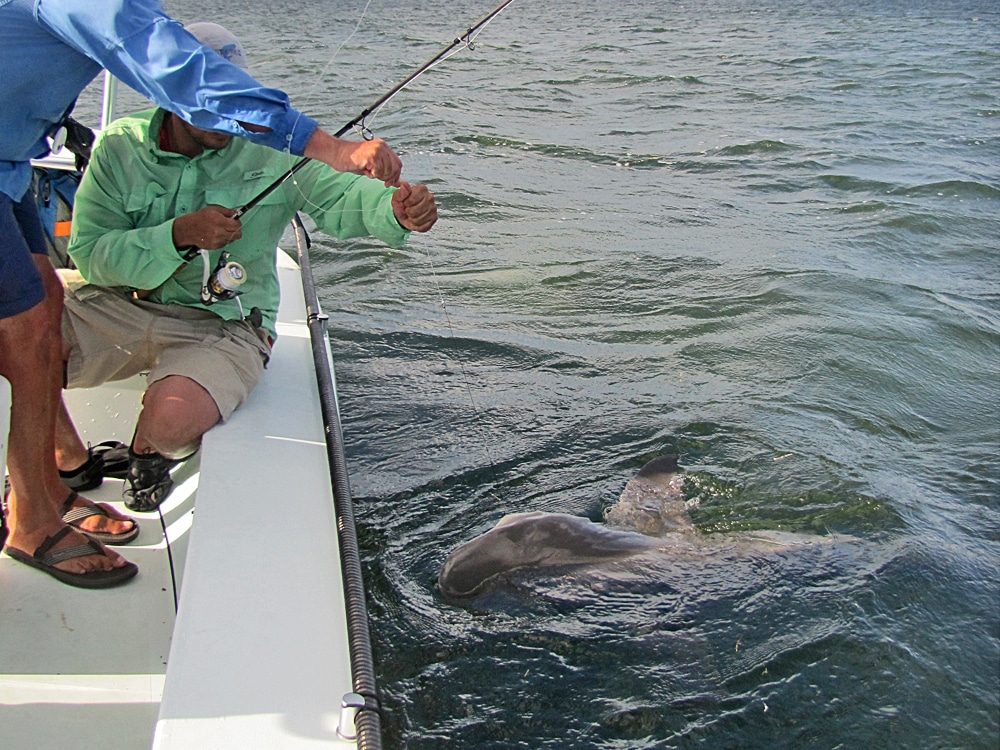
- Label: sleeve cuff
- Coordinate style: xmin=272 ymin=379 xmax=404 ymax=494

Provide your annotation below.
xmin=284 ymin=113 xmax=318 ymax=156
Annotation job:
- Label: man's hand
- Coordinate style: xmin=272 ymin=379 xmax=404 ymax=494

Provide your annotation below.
xmin=304 ymin=129 xmax=403 ymax=187
xmin=392 ymin=182 xmax=438 ymax=233
xmin=347 ymin=139 xmax=404 ymax=187
xmin=172 ymin=205 xmax=243 ymax=250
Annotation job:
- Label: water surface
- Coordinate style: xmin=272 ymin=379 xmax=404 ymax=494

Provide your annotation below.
xmin=104 ymin=0 xmax=1000 ymax=746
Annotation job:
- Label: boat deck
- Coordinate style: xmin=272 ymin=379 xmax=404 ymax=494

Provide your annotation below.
xmin=0 ymin=378 xmax=180 ymax=749
xmin=1 ymin=252 xmax=360 ymax=749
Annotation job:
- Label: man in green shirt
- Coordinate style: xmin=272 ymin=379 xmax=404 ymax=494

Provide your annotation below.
xmin=55 ymin=24 xmax=437 ymax=511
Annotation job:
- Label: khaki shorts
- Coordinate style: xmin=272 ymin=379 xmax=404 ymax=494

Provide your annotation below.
xmin=61 ymin=279 xmax=271 ymax=422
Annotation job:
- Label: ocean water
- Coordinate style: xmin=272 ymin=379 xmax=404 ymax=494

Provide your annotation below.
xmin=125 ymin=0 xmax=1000 ymax=746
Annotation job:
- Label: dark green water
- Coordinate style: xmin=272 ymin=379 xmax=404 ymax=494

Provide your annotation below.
xmin=146 ymin=0 xmax=1000 ymax=745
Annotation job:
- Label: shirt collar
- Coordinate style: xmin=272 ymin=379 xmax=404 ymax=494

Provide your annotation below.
xmin=148 ymin=109 xmax=234 ymax=162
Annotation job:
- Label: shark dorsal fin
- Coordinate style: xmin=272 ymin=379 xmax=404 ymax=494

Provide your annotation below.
xmin=606 ymin=455 xmax=693 ymax=536
xmin=635 ymin=454 xmax=679 ymax=483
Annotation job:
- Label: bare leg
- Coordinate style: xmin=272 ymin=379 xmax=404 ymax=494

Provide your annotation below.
xmin=54 ymin=399 xmax=90 ymax=472
xmin=133 ymin=374 xmax=221 ymax=459
xmin=1 ymin=256 xmax=129 ymax=573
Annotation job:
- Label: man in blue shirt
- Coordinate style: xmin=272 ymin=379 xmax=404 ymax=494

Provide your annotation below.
xmin=0 ymin=0 xmax=408 ymax=588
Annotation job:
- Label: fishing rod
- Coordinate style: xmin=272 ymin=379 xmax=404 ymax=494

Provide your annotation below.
xmin=182 ymin=0 xmax=516 ymax=304
xmin=232 ymin=0 xmax=518 ymax=220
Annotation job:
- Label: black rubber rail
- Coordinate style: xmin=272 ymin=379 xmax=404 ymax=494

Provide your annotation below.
xmin=293 ymin=214 xmax=383 ymax=749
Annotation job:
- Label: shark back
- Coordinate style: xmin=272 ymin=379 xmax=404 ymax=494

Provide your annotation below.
xmin=438 ymin=511 xmax=661 ymax=598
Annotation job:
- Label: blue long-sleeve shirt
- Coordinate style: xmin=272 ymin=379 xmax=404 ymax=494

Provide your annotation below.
xmin=0 ymin=0 xmax=318 ymax=201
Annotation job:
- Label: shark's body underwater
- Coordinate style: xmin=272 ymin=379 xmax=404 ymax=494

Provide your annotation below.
xmin=438 ymin=455 xmax=846 ymax=599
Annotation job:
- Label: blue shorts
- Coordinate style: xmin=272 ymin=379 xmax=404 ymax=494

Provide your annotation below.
xmin=0 ymin=189 xmax=48 ymax=319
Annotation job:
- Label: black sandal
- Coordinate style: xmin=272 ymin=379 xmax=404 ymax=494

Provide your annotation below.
xmin=92 ymin=441 xmax=130 ymax=479
xmin=59 ymin=445 xmax=105 ymax=491
xmin=4 ymin=525 xmax=139 ymax=589
xmin=123 ymin=449 xmax=178 ymax=512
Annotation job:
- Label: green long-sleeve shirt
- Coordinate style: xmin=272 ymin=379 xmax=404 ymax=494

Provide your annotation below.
xmin=68 ymin=108 xmax=409 ymax=338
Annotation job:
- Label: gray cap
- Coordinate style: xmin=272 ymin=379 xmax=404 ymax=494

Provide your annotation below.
xmin=185 ymin=22 xmax=249 ymax=71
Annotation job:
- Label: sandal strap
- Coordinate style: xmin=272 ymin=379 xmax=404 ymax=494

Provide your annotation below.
xmin=42 ymin=540 xmax=105 ymax=565
xmin=34 ymin=525 xmax=74 ymax=556
xmin=33 ymin=525 xmax=102 ymax=564
xmin=93 ymin=440 xmax=128 ymax=452
xmin=59 ymin=491 xmax=137 ymax=535
xmin=61 ymin=490 xmax=119 ymax=525
xmin=58 ymin=490 xmax=81 ymax=516
xmin=62 ymin=504 xmax=104 ymax=525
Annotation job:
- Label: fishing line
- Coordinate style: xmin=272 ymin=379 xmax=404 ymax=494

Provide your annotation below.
xmin=234 ymin=1 xmax=518 ymax=503
xmin=294 ymin=0 xmax=378 ymax=109
xmin=417 ymin=246 xmax=507 ymax=504
xmin=356 ymin=0 xmax=514 ymax=137
xmin=233 ymin=0 xmax=519 ymax=218
xmin=279 ymin=0 xmax=376 ymax=188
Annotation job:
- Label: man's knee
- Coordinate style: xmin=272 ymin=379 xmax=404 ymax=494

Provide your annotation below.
xmin=139 ymin=375 xmax=221 ymax=453
xmin=31 ymin=254 xmax=64 ymax=317
xmin=0 ymin=295 xmax=59 ymax=369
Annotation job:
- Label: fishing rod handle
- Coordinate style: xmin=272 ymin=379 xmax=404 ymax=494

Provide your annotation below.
xmin=178 ymin=245 xmax=201 ymax=262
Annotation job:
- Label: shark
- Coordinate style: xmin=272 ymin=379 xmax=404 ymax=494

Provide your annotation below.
xmin=438 ymin=455 xmax=847 ymax=599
